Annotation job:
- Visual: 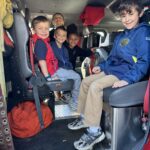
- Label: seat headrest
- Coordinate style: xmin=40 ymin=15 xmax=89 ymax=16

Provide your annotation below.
xmin=13 ymin=12 xmax=32 ymax=78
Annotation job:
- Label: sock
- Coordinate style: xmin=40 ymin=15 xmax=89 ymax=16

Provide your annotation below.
xmin=80 ymin=114 xmax=84 ymax=120
xmin=87 ymin=126 xmax=101 ymax=135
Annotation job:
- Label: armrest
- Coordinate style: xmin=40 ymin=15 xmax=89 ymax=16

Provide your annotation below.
xmin=30 ymin=71 xmax=74 ymax=92
xmin=46 ymin=79 xmax=74 ymax=91
xmin=103 ymin=81 xmax=148 ymax=107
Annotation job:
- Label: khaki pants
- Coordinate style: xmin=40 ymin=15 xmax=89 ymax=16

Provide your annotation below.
xmin=77 ymin=72 xmax=119 ymax=127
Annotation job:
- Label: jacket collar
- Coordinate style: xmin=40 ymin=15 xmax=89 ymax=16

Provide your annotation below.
xmin=32 ymin=34 xmax=50 ymax=43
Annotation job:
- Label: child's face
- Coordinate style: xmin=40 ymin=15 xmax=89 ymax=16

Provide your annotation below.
xmin=52 ymin=14 xmax=64 ymax=27
xmin=33 ymin=21 xmax=49 ymax=39
xmin=54 ymin=29 xmax=67 ymax=44
xmin=68 ymin=34 xmax=79 ymax=48
xmin=120 ymin=6 xmax=143 ymax=29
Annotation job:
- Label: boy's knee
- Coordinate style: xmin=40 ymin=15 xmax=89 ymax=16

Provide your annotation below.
xmin=90 ymin=82 xmax=103 ymax=91
xmin=73 ymin=72 xmax=81 ymax=81
xmin=82 ymin=77 xmax=88 ymax=85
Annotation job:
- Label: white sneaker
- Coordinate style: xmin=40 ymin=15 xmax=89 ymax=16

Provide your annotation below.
xmin=74 ymin=129 xmax=105 ymax=150
xmin=68 ymin=118 xmax=87 ymax=130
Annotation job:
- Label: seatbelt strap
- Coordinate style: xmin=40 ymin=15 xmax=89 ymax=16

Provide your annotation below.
xmin=132 ymin=78 xmax=150 ymax=150
xmin=32 ymin=78 xmax=44 ymax=129
xmin=29 ymin=37 xmax=44 ymax=129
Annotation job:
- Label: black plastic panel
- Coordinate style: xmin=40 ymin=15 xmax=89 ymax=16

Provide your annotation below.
xmin=46 ymin=79 xmax=74 ymax=91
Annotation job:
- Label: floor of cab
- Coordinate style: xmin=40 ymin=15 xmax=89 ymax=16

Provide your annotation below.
xmin=13 ymin=118 xmax=105 ymax=150
xmin=12 ymin=94 xmax=106 ymax=150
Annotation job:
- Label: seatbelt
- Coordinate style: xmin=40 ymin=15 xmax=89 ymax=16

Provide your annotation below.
xmin=132 ymin=78 xmax=150 ymax=150
xmin=29 ymin=37 xmax=44 ymax=129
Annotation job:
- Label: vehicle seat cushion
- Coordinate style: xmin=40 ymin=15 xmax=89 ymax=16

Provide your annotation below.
xmin=103 ymin=81 xmax=148 ymax=107
xmin=46 ymin=79 xmax=74 ymax=91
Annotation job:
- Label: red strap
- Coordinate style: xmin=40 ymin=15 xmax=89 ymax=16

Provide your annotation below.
xmin=144 ymin=79 xmax=150 ymax=114
xmin=80 ymin=6 xmax=105 ymax=26
xmin=89 ymin=54 xmax=96 ymax=75
xmin=4 ymin=30 xmax=14 ymax=47
xmin=29 ymin=37 xmax=35 ymax=75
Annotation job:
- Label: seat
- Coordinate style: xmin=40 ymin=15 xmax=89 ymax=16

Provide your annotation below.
xmin=101 ymin=80 xmax=149 ymax=150
xmin=7 ymin=12 xmax=74 ymax=110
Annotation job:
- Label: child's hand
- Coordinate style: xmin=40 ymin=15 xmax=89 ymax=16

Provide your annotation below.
xmin=51 ymin=75 xmax=59 ymax=80
xmin=92 ymin=66 xmax=101 ymax=74
xmin=46 ymin=77 xmax=52 ymax=81
xmin=112 ymin=80 xmax=129 ymax=88
xmin=45 ymin=74 xmax=52 ymax=81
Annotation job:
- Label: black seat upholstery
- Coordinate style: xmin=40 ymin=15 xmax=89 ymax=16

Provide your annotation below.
xmin=103 ymin=80 xmax=148 ymax=107
xmin=102 ymin=79 xmax=148 ymax=150
xmin=102 ymin=75 xmax=149 ymax=150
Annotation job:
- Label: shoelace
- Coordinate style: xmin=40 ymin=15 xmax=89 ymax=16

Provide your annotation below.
xmin=81 ymin=133 xmax=93 ymax=143
xmin=81 ymin=131 xmax=100 ymax=143
xmin=73 ymin=118 xmax=82 ymax=125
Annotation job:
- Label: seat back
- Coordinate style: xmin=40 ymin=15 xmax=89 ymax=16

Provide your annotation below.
xmin=11 ymin=12 xmax=32 ymax=78
xmin=7 ymin=12 xmax=52 ymax=107
xmin=8 ymin=12 xmax=32 ymax=100
xmin=8 ymin=12 xmax=73 ymax=103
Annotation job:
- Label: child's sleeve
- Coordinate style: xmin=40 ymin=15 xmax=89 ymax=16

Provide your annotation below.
xmin=122 ymin=28 xmax=150 ymax=84
xmin=64 ymin=46 xmax=73 ymax=69
xmin=34 ymin=40 xmax=47 ymax=60
xmin=77 ymin=46 xmax=93 ymax=57
xmin=99 ymin=36 xmax=119 ymax=70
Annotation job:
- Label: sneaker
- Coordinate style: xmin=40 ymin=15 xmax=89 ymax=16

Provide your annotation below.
xmin=68 ymin=118 xmax=87 ymax=130
xmin=59 ymin=95 xmax=69 ymax=104
xmin=74 ymin=129 xmax=105 ymax=150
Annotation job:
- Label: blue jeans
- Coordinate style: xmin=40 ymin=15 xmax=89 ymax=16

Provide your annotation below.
xmin=53 ymin=68 xmax=81 ymax=104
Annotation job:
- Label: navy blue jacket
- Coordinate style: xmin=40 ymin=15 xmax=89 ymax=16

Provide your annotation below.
xmin=99 ymin=23 xmax=150 ymax=84
xmin=51 ymin=41 xmax=73 ymax=69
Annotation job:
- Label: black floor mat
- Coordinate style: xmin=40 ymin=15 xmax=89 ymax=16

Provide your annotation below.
xmin=13 ymin=119 xmax=104 ymax=150
xmin=13 ymin=119 xmax=84 ymax=150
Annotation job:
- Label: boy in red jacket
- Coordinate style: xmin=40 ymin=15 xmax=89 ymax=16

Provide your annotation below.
xmin=32 ymin=16 xmax=58 ymax=81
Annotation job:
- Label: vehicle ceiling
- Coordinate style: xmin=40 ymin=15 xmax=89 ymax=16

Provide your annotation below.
xmin=19 ymin=0 xmax=150 ymax=31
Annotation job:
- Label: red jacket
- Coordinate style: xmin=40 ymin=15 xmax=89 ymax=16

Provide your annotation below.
xmin=32 ymin=34 xmax=58 ymax=76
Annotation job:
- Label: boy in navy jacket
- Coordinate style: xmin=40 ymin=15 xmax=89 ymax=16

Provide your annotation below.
xmin=51 ymin=26 xmax=81 ymax=111
xmin=68 ymin=0 xmax=150 ymax=150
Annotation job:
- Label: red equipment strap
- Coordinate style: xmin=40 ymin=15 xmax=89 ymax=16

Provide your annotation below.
xmin=29 ymin=37 xmax=36 ymax=75
xmin=4 ymin=30 xmax=14 ymax=47
xmin=144 ymin=78 xmax=150 ymax=114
